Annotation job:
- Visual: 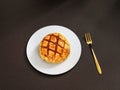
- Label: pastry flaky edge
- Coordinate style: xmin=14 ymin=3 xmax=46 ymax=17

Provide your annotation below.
xmin=39 ymin=33 xmax=70 ymax=64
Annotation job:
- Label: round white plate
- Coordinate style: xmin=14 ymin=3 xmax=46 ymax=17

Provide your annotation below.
xmin=26 ymin=25 xmax=82 ymax=75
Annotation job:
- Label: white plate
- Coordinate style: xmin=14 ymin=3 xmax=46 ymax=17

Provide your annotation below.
xmin=26 ymin=25 xmax=82 ymax=75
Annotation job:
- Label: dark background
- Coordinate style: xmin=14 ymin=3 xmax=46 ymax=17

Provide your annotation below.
xmin=0 ymin=0 xmax=120 ymax=90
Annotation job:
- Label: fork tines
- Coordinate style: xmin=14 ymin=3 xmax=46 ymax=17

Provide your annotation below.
xmin=85 ymin=33 xmax=92 ymax=44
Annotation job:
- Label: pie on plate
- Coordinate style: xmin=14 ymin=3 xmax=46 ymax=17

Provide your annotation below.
xmin=39 ymin=33 xmax=70 ymax=63
xmin=26 ymin=25 xmax=82 ymax=75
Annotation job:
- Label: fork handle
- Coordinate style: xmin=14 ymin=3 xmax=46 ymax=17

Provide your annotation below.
xmin=90 ymin=46 xmax=102 ymax=75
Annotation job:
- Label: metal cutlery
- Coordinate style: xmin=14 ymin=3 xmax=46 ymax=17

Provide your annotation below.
xmin=85 ymin=33 xmax=102 ymax=75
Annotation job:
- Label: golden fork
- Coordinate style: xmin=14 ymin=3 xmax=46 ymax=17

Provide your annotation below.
xmin=85 ymin=33 xmax=102 ymax=75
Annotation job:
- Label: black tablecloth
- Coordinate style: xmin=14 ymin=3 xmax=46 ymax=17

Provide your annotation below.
xmin=1 ymin=0 xmax=120 ymax=90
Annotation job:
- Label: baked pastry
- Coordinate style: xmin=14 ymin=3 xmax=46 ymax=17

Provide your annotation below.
xmin=39 ymin=33 xmax=70 ymax=63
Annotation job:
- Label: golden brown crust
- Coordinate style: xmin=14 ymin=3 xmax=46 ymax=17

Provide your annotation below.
xmin=39 ymin=33 xmax=70 ymax=63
